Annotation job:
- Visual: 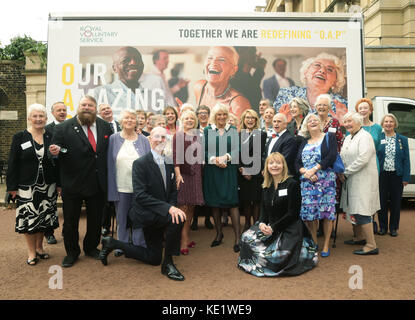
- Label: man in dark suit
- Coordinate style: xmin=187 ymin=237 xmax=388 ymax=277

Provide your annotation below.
xmin=262 ymin=58 xmax=295 ymax=104
xmin=44 ymin=101 xmax=68 ymax=244
xmin=49 ymin=95 xmax=113 ymax=268
xmin=264 ymin=113 xmax=297 ymax=175
xmin=97 ymin=103 xmax=120 ymax=237
xmin=99 ymin=127 xmax=187 ymax=281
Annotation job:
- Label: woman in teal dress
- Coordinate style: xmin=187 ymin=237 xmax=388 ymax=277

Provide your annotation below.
xmin=203 ymin=103 xmax=241 ymax=252
xmin=355 ymin=98 xmax=383 ymax=159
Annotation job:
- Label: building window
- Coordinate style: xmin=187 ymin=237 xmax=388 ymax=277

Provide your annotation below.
xmin=0 ymin=88 xmax=9 ymax=107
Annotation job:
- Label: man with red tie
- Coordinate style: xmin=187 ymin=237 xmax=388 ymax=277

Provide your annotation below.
xmin=49 ymin=95 xmax=113 ymax=267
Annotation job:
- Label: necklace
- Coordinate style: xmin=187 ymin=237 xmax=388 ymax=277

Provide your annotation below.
xmin=213 ymin=84 xmax=231 ymax=99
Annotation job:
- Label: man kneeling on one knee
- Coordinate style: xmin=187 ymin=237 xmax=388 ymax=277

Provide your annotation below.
xmin=100 ymin=126 xmax=187 ymax=281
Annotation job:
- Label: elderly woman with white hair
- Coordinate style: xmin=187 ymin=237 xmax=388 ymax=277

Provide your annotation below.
xmin=295 ymin=113 xmax=338 ymax=257
xmin=7 ymin=103 xmax=59 ymax=265
xmin=194 ymin=46 xmax=251 ymax=120
xmin=203 ymin=103 xmax=241 ymax=252
xmin=274 ymin=52 xmax=348 ymax=125
xmin=340 ymin=111 xmax=380 ymax=255
xmin=377 ymin=114 xmax=410 ymax=237
xmin=107 ymin=109 xmax=151 ymax=256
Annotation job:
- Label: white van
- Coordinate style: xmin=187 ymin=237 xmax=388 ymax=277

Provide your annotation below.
xmin=372 ymin=96 xmax=415 ymax=197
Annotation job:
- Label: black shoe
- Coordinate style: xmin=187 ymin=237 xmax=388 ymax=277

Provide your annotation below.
xmin=344 ymin=239 xmax=367 ymax=245
xmin=62 ymin=255 xmax=78 ymax=268
xmin=353 ymin=248 xmax=379 ymax=255
xmin=114 ymin=250 xmax=124 ymax=257
xmin=204 ymin=218 xmax=214 ymax=229
xmin=390 ymin=230 xmax=398 ymax=237
xmin=99 ymin=236 xmax=115 ymax=266
xmin=101 ymin=228 xmax=110 ymax=236
xmin=211 ymin=234 xmax=223 ymax=247
xmin=45 ymin=235 xmax=57 ymax=245
xmin=190 ymin=219 xmax=198 ymax=231
xmin=378 ymin=229 xmax=387 ymax=236
xmin=85 ymin=248 xmax=101 ymax=260
xmin=161 ymin=262 xmax=185 ymax=281
xmin=233 ymin=244 xmax=240 ymax=253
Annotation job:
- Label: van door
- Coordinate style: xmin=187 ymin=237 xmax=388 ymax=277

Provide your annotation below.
xmin=383 ymin=101 xmax=415 ymax=197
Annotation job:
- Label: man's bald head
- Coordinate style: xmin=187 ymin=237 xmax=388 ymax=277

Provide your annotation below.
xmin=112 ymin=46 xmax=144 ymax=86
xmin=272 ymin=113 xmax=288 ymax=133
xmin=149 ymin=126 xmax=168 ymax=154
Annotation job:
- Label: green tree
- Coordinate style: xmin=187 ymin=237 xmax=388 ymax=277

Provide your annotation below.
xmin=0 ymin=35 xmax=47 ymax=67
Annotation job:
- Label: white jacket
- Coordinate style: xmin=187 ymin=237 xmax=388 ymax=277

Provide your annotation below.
xmin=340 ymin=129 xmax=380 ymax=216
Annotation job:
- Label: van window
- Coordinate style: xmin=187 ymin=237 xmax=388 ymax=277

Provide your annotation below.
xmin=387 ymin=103 xmax=415 ymax=139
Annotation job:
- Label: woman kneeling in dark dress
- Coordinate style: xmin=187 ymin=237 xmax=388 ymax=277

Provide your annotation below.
xmin=238 ymin=152 xmax=318 ymax=277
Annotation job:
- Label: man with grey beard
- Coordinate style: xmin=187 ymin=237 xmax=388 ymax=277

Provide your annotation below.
xmin=49 ymin=95 xmax=113 ymax=268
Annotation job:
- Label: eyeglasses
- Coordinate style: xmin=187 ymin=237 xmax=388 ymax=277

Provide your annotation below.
xmin=316 ymin=104 xmax=329 ymax=108
xmin=197 ymin=112 xmax=209 ymax=115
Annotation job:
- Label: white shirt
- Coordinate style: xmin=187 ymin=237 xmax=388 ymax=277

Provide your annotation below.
xmin=116 ymin=140 xmax=139 ymax=193
xmin=275 ymin=73 xmax=290 ymax=88
xmin=81 ymin=121 xmax=97 ymax=142
xmin=110 ymin=120 xmax=119 ymax=133
xmin=267 ymin=129 xmax=287 ymax=157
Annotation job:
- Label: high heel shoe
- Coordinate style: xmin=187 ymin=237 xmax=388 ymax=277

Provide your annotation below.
xmin=180 ymin=248 xmax=189 ymax=255
xmin=233 ymin=244 xmax=240 ymax=253
xmin=187 ymin=241 xmax=196 ymax=248
xmin=320 ymin=249 xmax=330 ymax=258
xmin=36 ymin=252 xmax=50 ymax=259
xmin=210 ymin=234 xmax=223 ymax=247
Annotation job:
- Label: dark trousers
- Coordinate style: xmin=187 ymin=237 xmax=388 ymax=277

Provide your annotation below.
xmin=112 ymin=214 xmax=182 ymax=266
xmin=62 ymin=189 xmax=105 ymax=257
xmin=101 ymin=201 xmax=115 ymax=230
xmin=379 ymin=171 xmax=403 ymax=232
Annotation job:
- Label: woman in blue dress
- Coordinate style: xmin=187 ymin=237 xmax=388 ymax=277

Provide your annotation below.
xmin=238 ymin=152 xmax=317 ymax=277
xmin=295 ymin=114 xmax=338 ymax=257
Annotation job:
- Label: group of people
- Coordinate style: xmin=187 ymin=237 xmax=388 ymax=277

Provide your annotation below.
xmin=6 ymin=45 xmax=410 ymax=280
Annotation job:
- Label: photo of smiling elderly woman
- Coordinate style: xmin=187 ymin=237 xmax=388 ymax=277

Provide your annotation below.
xmin=194 ymin=46 xmax=251 ymax=120
xmin=274 ymin=52 xmax=348 ymax=125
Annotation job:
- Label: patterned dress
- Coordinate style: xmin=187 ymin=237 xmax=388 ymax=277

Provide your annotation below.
xmin=173 ymin=131 xmax=204 ymax=206
xmin=299 ymin=139 xmax=337 ymax=221
xmin=15 ymin=141 xmax=58 ymax=234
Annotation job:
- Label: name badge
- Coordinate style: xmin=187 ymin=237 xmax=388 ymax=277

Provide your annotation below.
xmin=328 ymin=127 xmax=337 ymax=133
xmin=380 ymin=139 xmax=386 ymax=145
xmin=279 ymin=189 xmax=288 ymax=197
xmin=21 ymin=141 xmax=32 ymax=150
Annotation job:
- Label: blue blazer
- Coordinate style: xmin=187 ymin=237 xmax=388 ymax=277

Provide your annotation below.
xmin=295 ymin=133 xmax=338 ymax=173
xmin=377 ymin=132 xmax=410 ymax=182
xmin=107 ymin=132 xmax=151 ymax=201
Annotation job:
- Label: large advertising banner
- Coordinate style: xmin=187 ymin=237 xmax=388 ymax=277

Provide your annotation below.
xmin=46 ymin=14 xmax=364 ymax=124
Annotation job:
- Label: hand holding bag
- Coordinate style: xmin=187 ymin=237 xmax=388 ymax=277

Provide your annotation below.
xmin=325 ymin=133 xmax=345 ymax=173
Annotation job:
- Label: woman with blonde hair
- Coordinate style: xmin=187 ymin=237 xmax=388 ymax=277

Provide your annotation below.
xmin=173 ymin=110 xmax=204 ymax=255
xmin=238 ymin=152 xmax=317 ymax=277
xmin=203 ymin=103 xmax=241 ymax=252
xmin=238 ymin=109 xmax=267 ymax=230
